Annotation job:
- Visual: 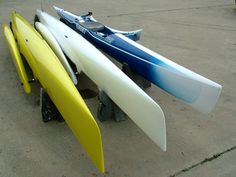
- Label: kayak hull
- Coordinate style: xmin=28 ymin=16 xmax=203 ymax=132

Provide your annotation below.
xmin=36 ymin=10 xmax=166 ymax=151
xmin=35 ymin=22 xmax=78 ymax=85
xmin=2 ymin=24 xmax=31 ymax=93
xmin=8 ymin=12 xmax=104 ymax=172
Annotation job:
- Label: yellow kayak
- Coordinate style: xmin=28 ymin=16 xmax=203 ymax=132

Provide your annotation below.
xmin=2 ymin=11 xmax=104 ymax=172
xmin=2 ymin=24 xmax=31 ymax=93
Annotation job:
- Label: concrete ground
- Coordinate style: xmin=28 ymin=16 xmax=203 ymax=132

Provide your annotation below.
xmin=0 ymin=0 xmax=236 ymax=176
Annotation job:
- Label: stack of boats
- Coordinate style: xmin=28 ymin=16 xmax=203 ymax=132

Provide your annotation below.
xmin=2 ymin=6 xmax=222 ymax=172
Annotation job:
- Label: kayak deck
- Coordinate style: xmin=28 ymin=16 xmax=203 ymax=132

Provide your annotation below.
xmin=8 ymin=12 xmax=105 ymax=173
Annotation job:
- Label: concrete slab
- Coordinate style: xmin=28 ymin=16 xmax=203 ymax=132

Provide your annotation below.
xmin=178 ymin=147 xmax=236 ymax=177
xmin=0 ymin=0 xmax=235 ymax=177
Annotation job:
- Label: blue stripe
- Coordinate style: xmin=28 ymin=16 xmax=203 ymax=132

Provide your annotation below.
xmin=61 ymin=17 xmax=200 ymax=103
xmin=87 ymin=32 xmax=199 ymax=103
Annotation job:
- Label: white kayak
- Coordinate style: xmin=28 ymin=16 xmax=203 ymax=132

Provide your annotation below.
xmin=54 ymin=6 xmax=222 ymax=114
xmin=35 ymin=21 xmax=78 ymax=85
xmin=36 ymin=9 xmax=166 ymax=151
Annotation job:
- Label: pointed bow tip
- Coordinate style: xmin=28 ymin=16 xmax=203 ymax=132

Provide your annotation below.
xmin=161 ymin=143 xmax=167 ymax=152
xmin=96 ymin=162 xmax=105 ymax=174
xmin=160 ymin=135 xmax=167 ymax=152
xmin=53 ymin=5 xmax=62 ymax=12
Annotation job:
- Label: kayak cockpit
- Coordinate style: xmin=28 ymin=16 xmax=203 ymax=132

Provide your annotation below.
xmin=80 ymin=21 xmax=104 ymax=32
xmin=79 ymin=21 xmax=113 ymax=37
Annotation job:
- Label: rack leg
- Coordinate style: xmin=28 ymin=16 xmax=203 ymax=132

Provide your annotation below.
xmin=97 ymin=63 xmax=150 ymax=122
xmin=122 ymin=63 xmax=151 ymax=90
xmin=97 ymin=90 xmax=126 ymax=122
xmin=40 ymin=88 xmax=64 ymax=122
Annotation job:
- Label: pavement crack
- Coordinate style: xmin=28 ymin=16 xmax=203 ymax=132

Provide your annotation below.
xmin=169 ymin=145 xmax=236 ymax=177
xmin=100 ymin=3 xmax=234 ymax=18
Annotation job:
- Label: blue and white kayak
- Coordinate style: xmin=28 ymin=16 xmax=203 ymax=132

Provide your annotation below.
xmin=54 ymin=6 xmax=222 ymax=114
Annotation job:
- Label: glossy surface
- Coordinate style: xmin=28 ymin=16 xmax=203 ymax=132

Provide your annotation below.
xmin=10 ymin=12 xmax=104 ymax=173
xmin=35 ymin=22 xmax=78 ymax=85
xmin=37 ymin=10 xmax=166 ymax=151
xmin=2 ymin=24 xmax=31 ymax=93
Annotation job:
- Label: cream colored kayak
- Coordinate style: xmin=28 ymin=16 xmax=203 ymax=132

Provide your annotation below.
xmin=35 ymin=22 xmax=78 ymax=85
xmin=36 ymin=9 xmax=167 ymax=151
